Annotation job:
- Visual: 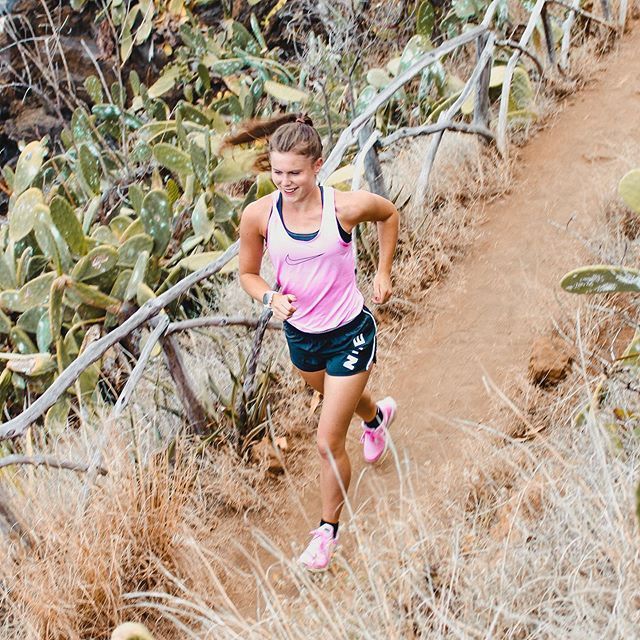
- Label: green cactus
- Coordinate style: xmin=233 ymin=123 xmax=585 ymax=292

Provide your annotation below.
xmin=117 ymin=234 xmax=154 ymax=267
xmin=78 ymin=144 xmax=102 ymax=195
xmin=618 ymin=169 xmax=640 ymax=214
xmin=50 ymin=196 xmax=87 ymax=256
xmin=13 ymin=141 xmax=46 ymax=197
xmin=34 ymin=210 xmax=73 ymax=274
xmin=9 ymin=188 xmax=44 ymax=242
xmin=66 ymin=281 xmax=120 ymax=313
xmin=140 ymin=190 xmax=172 ymax=256
xmin=5 ymin=353 xmax=55 ymax=377
xmin=9 ymin=327 xmax=37 ymax=354
xmin=191 ymin=194 xmax=214 ymax=242
xmin=0 ymin=309 xmax=11 ymax=334
xmin=153 ymin=143 xmax=193 ymax=176
xmin=124 ymin=250 xmax=150 ymax=302
xmin=45 ymin=397 xmax=70 ymax=431
xmin=84 ymin=75 xmax=103 ymax=104
xmin=560 ymin=265 xmax=640 ymax=294
xmin=16 ymin=306 xmax=46 ymax=334
xmin=49 ymin=277 xmax=66 ymax=341
xmin=72 ymin=246 xmax=119 ymax=281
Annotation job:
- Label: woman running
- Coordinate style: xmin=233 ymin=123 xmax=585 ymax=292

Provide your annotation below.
xmin=234 ymin=113 xmax=399 ymax=572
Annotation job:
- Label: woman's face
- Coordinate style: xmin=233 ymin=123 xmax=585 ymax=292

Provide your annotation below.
xmin=270 ymin=151 xmax=323 ymax=203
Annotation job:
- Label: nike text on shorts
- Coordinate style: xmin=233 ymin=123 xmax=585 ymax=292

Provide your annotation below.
xmin=284 ymin=307 xmax=377 ymax=377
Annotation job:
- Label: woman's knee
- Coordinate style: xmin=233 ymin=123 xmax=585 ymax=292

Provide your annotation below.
xmin=316 ymin=435 xmax=346 ymax=461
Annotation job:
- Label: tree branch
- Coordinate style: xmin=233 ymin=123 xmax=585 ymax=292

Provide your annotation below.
xmin=0 ymin=454 xmax=107 ymax=475
xmin=113 ymin=315 xmax=170 ymax=417
xmin=381 ymin=121 xmax=495 ymax=147
xmin=549 ymin=0 xmax=617 ymax=28
xmin=495 ymin=39 xmax=544 ymax=75
xmin=166 ymin=315 xmax=282 ymax=335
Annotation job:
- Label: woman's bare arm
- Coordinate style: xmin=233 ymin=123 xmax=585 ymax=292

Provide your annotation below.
xmin=238 ymin=199 xmax=297 ymax=319
xmin=336 ymin=190 xmax=399 ymax=304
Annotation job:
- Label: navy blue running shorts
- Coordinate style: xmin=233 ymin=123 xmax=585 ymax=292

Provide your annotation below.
xmin=283 ymin=307 xmax=377 ymax=377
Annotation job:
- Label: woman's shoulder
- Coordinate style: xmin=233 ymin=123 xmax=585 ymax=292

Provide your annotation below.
xmin=241 ymin=193 xmax=276 ymax=236
xmin=333 ymin=188 xmax=387 ymax=224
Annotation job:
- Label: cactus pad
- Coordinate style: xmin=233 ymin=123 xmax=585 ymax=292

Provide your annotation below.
xmin=560 ymin=265 xmax=640 ymax=294
xmin=67 ymin=280 xmax=120 ymax=313
xmin=618 ymin=169 xmax=640 ymax=214
xmin=72 ymin=246 xmax=119 ymax=281
xmin=78 ymin=144 xmax=101 ymax=194
xmin=49 ymin=277 xmax=66 ymax=341
xmin=50 ymin=196 xmax=87 ymax=255
xmin=117 ymin=234 xmax=154 ymax=267
xmin=9 ymin=188 xmax=44 ymax=242
xmin=191 ymin=194 xmax=214 ymax=241
xmin=124 ymin=250 xmax=150 ymax=301
xmin=6 ymin=353 xmax=55 ymax=376
xmin=9 ymin=327 xmax=37 ymax=354
xmin=153 ymin=143 xmax=192 ymax=176
xmin=3 ymin=272 xmax=57 ymax=313
xmin=141 ymin=190 xmax=172 ymax=256
xmin=16 ymin=306 xmax=47 ymax=334
xmin=13 ymin=141 xmax=45 ymax=196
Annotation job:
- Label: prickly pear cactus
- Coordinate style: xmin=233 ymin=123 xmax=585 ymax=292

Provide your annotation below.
xmin=619 ymin=169 xmax=640 ymax=214
xmin=560 ymin=265 xmax=640 ymax=294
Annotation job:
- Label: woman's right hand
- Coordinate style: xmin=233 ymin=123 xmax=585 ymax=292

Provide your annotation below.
xmin=271 ymin=293 xmax=297 ymax=321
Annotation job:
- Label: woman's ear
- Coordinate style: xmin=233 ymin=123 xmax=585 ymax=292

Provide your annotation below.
xmin=313 ymin=157 xmax=324 ymax=175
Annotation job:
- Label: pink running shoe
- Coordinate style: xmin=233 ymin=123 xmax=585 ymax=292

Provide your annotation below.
xmin=298 ymin=524 xmax=338 ymax=572
xmin=360 ymin=396 xmax=397 ymax=464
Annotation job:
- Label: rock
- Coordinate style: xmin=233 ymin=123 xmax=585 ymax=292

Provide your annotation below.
xmin=3 ymin=105 xmax=61 ymax=143
xmin=528 ymin=336 xmax=572 ymax=386
xmin=251 ymin=437 xmax=286 ymax=474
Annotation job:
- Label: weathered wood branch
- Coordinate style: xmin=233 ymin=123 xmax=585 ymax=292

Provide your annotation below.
xmin=159 ymin=332 xmax=211 ymax=435
xmin=474 ymin=33 xmax=492 ymax=131
xmin=233 ymin=306 xmax=273 ymax=449
xmin=113 ymin=315 xmax=170 ymax=417
xmin=0 ymin=454 xmax=107 ymax=475
xmin=541 ymin=5 xmax=557 ymax=67
xmin=496 ymin=0 xmax=546 ymax=156
xmin=166 ymin=316 xmax=282 ymax=334
xmin=358 ymin=122 xmax=387 ymax=198
xmin=0 ymin=243 xmax=239 ymax=441
xmin=560 ymin=0 xmax=582 ymax=70
xmin=415 ymin=33 xmax=496 ymax=205
xmin=549 ymin=0 xmax=617 ymax=28
xmin=495 ymin=39 xmax=544 ymax=75
xmin=350 ymin=126 xmax=382 ymax=262
xmin=381 ymin=122 xmax=495 ymax=148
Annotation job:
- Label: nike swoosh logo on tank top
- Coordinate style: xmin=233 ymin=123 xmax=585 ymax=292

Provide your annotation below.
xmin=285 ymin=253 xmax=325 ymax=265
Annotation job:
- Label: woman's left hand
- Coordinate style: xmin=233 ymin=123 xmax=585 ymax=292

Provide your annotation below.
xmin=372 ymin=271 xmax=392 ymax=304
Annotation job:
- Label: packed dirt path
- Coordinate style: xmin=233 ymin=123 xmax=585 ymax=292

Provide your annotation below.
xmin=235 ymin=24 xmax=640 ymax=611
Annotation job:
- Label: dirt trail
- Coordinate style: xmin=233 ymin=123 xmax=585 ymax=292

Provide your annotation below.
xmin=235 ymin=25 xmax=640 ymax=608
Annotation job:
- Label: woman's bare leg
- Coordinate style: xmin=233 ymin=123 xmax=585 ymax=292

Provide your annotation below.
xmin=315 ymin=370 xmax=371 ymax=523
xmin=296 ymin=367 xmax=377 ymax=422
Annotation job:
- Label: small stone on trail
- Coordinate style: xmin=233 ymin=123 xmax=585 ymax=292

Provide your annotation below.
xmin=528 ymin=336 xmax=572 ymax=386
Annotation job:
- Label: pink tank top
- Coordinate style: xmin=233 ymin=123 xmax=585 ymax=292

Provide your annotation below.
xmin=266 ymin=186 xmax=364 ymax=333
